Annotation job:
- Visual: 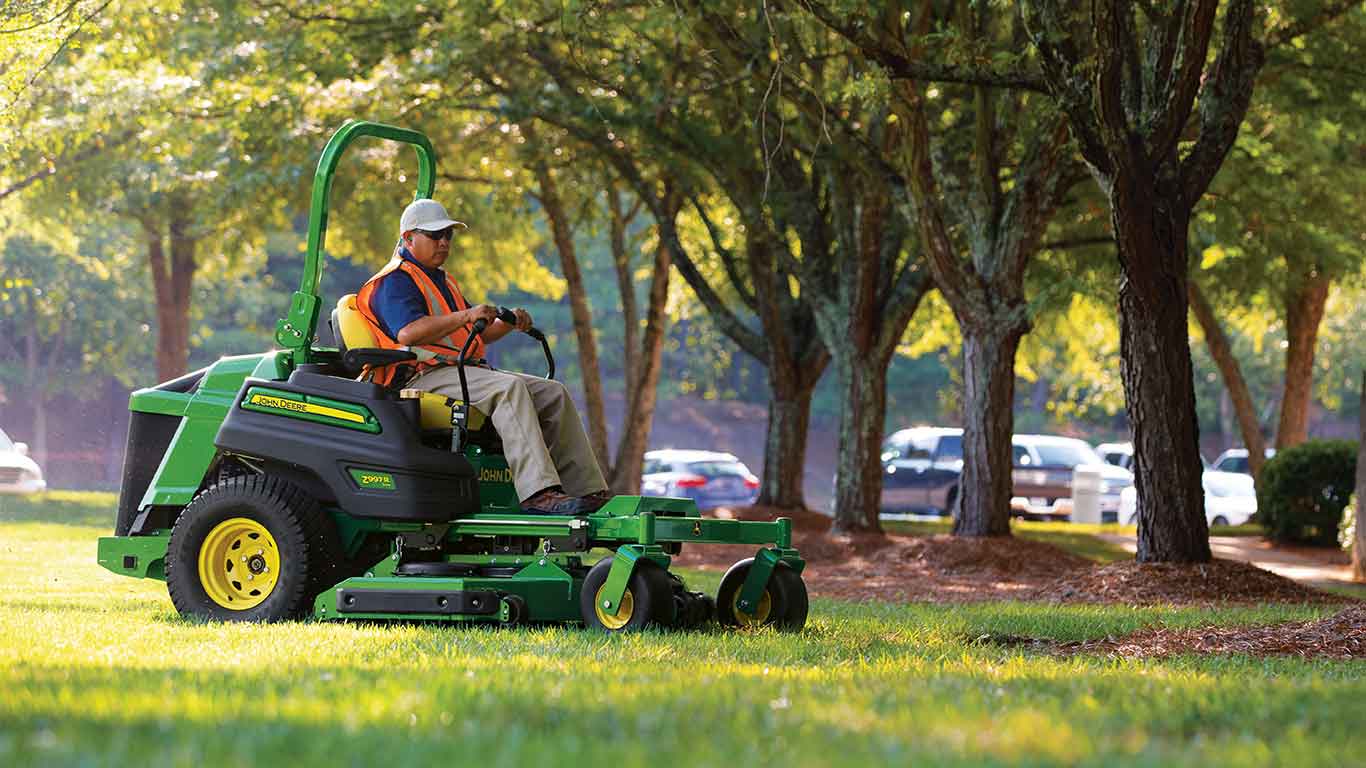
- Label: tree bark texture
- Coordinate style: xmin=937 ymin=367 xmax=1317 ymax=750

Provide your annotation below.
xmin=1021 ymin=0 xmax=1266 ymax=562
xmin=532 ymin=161 xmax=612 ymax=475
xmin=953 ymin=326 xmax=1025 ymax=536
xmin=1113 ymin=184 xmax=1210 ymax=563
xmin=607 ymin=237 xmax=671 ymax=494
xmin=1354 ymin=370 xmax=1365 ymax=582
xmin=761 ymin=370 xmax=817 ymax=510
xmin=811 ymin=171 xmax=926 ymax=534
xmin=146 ymin=212 xmax=196 ymax=382
xmin=655 ymin=196 xmax=828 ymax=512
xmin=830 ymin=354 xmax=892 ymax=534
xmin=897 ymin=74 xmax=1071 ymax=537
xmin=1274 ymin=269 xmax=1330 ymax=449
xmin=607 ymin=185 xmax=642 ymax=411
xmin=1188 ymin=279 xmax=1267 ymax=480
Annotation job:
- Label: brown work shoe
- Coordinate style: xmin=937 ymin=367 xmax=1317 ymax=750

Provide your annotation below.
xmin=580 ymin=490 xmax=613 ymax=512
xmin=521 ymin=488 xmax=584 ymax=516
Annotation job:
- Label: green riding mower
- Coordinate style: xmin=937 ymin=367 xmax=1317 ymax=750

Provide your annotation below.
xmin=97 ymin=120 xmax=808 ymax=632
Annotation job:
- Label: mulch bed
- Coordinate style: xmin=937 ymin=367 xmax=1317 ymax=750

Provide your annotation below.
xmin=1028 ymin=559 xmax=1342 ymax=606
xmin=675 ymin=506 xmax=1355 ymax=607
xmin=1055 ymin=606 xmax=1366 ymax=659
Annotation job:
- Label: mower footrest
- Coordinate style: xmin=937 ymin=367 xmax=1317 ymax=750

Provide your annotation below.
xmin=335 ymin=588 xmax=500 ymax=616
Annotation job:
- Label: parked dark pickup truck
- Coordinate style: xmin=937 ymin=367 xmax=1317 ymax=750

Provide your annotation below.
xmin=880 ymin=427 xmax=963 ymax=515
xmin=1011 ymin=434 xmax=1134 ymax=522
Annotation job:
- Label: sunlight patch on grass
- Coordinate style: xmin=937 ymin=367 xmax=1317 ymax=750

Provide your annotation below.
xmin=1 ymin=516 xmax=1362 ymax=766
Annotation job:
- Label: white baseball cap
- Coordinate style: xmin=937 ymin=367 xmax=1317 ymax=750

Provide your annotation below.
xmin=399 ymin=198 xmax=467 ymax=235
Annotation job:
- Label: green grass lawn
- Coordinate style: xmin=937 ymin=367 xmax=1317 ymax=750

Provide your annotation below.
xmin=1 ymin=493 xmax=1362 ymax=767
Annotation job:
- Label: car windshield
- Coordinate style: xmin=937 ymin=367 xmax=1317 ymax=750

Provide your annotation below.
xmin=687 ymin=460 xmax=749 ymax=477
xmin=1032 ymin=442 xmax=1102 ymax=467
xmin=0 ymin=428 xmax=12 ymax=452
xmin=1219 ymin=456 xmax=1249 ymax=473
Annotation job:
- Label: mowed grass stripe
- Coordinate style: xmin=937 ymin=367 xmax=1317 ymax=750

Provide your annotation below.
xmin=1 ymin=494 xmax=1363 ymax=766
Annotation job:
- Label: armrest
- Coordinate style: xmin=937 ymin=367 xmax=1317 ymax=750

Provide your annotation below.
xmin=342 ymin=348 xmax=417 ymax=372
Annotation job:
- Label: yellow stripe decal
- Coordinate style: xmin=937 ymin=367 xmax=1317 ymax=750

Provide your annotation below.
xmin=248 ymin=394 xmax=366 ymax=423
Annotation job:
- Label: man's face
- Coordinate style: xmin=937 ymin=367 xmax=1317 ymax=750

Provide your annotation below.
xmin=405 ymin=227 xmax=453 ymax=269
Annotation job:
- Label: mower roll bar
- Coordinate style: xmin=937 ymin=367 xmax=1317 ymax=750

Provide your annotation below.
xmin=275 ymin=120 xmax=438 ymax=363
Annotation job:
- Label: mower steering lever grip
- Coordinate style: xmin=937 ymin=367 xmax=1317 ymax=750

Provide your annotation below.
xmin=473 ymin=306 xmax=543 ymax=340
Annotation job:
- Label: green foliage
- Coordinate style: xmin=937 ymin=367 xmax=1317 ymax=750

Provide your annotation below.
xmin=1258 ymin=439 xmax=1359 ymax=546
xmin=2 ymin=515 xmax=1362 ymax=767
xmin=0 ymin=232 xmax=152 ymax=393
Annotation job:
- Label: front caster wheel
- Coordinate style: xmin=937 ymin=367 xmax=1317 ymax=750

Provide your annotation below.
xmin=580 ymin=556 xmax=676 ymax=632
xmin=716 ymin=558 xmax=808 ymax=631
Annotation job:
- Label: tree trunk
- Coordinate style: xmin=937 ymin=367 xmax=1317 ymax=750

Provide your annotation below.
xmin=831 ymin=354 xmax=889 ymax=534
xmin=953 ymin=322 xmax=1025 ymax=536
xmin=1275 ymin=269 xmax=1330 ymax=449
xmin=146 ymin=213 xmax=196 ymax=382
xmin=1188 ymin=280 xmax=1267 ymax=480
xmin=607 ymin=239 xmax=671 ymax=494
xmin=532 ymin=162 xmax=611 ymax=474
xmin=1113 ymin=182 xmax=1210 ymax=563
xmin=607 ymin=185 xmax=641 ymax=410
xmin=759 ymin=382 xmax=814 ymax=510
xmin=1353 ymin=370 xmax=1365 ymax=582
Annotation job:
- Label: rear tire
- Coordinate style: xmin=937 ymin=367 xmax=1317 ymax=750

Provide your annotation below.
xmin=1211 ymin=515 xmax=1229 ymax=527
xmin=166 ymin=476 xmax=327 ymax=622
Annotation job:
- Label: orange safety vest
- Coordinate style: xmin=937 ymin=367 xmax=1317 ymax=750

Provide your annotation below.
xmin=356 ymin=253 xmax=486 ymax=387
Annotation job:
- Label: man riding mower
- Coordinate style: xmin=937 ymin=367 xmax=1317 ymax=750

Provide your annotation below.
xmin=96 ymin=120 xmax=808 ymax=632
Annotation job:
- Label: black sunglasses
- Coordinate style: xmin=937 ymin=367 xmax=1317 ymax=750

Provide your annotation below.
xmin=417 ymin=226 xmax=457 ymax=242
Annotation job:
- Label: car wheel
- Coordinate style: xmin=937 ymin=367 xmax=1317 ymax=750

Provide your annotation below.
xmin=1211 ymin=515 xmax=1229 ymax=528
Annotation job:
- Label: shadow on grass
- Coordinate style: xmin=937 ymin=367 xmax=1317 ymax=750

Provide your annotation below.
xmin=0 ymin=491 xmax=116 ymax=527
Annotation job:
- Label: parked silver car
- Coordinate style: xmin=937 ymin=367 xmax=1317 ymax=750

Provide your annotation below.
xmin=1211 ymin=448 xmax=1276 ymax=476
xmin=0 ymin=428 xmax=46 ymax=495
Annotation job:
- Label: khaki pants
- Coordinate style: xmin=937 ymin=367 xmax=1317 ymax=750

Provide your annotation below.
xmin=406 ymin=365 xmax=608 ymax=502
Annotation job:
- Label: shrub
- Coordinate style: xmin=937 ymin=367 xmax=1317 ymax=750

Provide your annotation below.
xmin=1258 ymin=440 xmax=1358 ymax=546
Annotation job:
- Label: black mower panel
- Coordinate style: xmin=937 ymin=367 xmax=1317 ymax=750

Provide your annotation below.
xmin=215 ymin=370 xmax=480 ymax=522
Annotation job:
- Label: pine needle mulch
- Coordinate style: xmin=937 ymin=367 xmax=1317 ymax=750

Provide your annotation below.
xmin=1055 ymin=606 xmax=1366 ymax=660
xmin=673 ymin=506 xmax=1358 ymax=609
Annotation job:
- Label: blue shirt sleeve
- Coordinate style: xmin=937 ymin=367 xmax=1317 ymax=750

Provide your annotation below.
xmin=368 ymin=271 xmax=430 ymax=341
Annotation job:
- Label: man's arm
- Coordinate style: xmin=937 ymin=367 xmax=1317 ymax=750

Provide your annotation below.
xmin=396 ymin=304 xmax=497 ymax=346
xmin=480 ymin=308 xmax=533 ymax=343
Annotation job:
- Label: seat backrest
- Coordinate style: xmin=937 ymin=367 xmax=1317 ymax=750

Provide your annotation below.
xmin=333 ymin=294 xmax=379 ymax=353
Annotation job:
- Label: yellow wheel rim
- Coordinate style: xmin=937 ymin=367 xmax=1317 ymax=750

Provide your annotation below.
xmin=197 ymin=517 xmax=281 ymax=610
xmin=732 ymin=588 xmax=772 ymax=628
xmin=593 ymin=584 xmax=636 ymax=630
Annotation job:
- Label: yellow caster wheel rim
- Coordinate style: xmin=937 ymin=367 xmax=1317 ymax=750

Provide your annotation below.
xmin=197 ymin=517 xmax=281 ymax=610
xmin=732 ymin=589 xmax=772 ymax=628
xmin=594 ymin=584 xmax=636 ymax=630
